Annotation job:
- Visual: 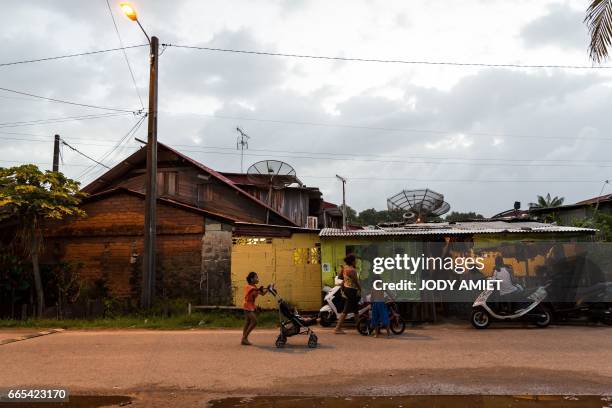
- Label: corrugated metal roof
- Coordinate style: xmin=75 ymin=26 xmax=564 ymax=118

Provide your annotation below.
xmin=319 ymin=221 xmax=597 ymax=237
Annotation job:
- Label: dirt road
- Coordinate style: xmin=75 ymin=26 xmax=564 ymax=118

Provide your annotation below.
xmin=0 ymin=324 xmax=610 ymax=406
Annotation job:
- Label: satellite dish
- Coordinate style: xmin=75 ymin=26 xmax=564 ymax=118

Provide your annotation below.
xmin=387 ymin=188 xmax=450 ymax=223
xmin=246 ymin=160 xmax=301 ymax=224
xmin=246 ymin=160 xmax=301 ymax=190
xmin=402 ymin=211 xmax=417 ymax=223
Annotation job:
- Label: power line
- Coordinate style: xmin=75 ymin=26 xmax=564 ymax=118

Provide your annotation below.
xmin=161 ymin=110 xmax=612 ymax=142
xmin=0 ymin=44 xmax=148 ymax=68
xmin=0 ymin=159 xmax=91 ymax=168
xmin=76 ymin=116 xmax=145 ymax=180
xmin=178 ymin=148 xmax=612 ymax=169
xmin=76 ymin=115 xmax=146 ymax=181
xmin=298 ymin=175 xmax=606 ymax=183
xmin=0 ymin=86 xmax=141 ymax=113
xmin=163 ymin=43 xmax=612 ymax=70
xmin=0 ymin=112 xmax=140 ymax=128
xmin=104 ymin=0 xmax=145 ymax=109
xmin=61 ymin=139 xmax=110 ymax=169
xmin=0 ymin=158 xmax=604 ymax=184
xmin=5 ymin=135 xmax=612 ymax=166
xmin=3 ymin=42 xmax=610 ymax=71
xmin=165 ymin=143 xmax=612 ymax=164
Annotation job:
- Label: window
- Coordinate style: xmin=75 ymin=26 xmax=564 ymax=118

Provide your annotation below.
xmin=157 ymin=171 xmax=178 ymax=196
xmin=232 ymin=237 xmax=272 ymax=245
xmin=197 ymin=183 xmax=213 ymax=202
xmin=293 ymin=247 xmax=321 ymax=265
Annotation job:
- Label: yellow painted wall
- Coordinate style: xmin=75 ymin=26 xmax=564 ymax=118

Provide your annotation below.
xmin=231 ymin=233 xmax=322 ymax=311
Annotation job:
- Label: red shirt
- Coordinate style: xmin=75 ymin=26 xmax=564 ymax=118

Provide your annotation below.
xmin=243 ymin=284 xmax=259 ymax=311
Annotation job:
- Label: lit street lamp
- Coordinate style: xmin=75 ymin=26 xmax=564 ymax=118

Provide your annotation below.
xmin=120 ymin=1 xmax=158 ymax=309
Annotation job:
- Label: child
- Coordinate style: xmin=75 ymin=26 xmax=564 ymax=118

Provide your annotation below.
xmin=241 ymin=271 xmax=269 ymax=346
xmin=369 ymin=287 xmax=391 ymax=338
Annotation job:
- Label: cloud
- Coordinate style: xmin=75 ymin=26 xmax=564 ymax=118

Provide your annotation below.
xmin=520 ymin=3 xmax=588 ymax=51
xmin=161 ymin=29 xmax=287 ymax=101
xmin=1 ymin=0 xmax=610 ymax=218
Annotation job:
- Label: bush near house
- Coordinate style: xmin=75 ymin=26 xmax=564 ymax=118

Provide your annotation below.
xmin=574 ymin=212 xmax=612 ymax=242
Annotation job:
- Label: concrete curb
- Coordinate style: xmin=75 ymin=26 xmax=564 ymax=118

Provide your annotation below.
xmin=0 ymin=328 xmax=65 ymax=345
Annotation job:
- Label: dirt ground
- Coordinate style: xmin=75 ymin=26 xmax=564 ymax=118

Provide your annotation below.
xmin=0 ymin=323 xmax=610 ymax=406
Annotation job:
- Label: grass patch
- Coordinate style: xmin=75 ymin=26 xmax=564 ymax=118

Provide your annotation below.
xmin=0 ymin=310 xmax=280 ymax=330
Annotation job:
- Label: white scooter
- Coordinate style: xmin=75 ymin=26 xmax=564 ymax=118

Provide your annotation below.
xmin=471 ymin=283 xmax=552 ymax=329
xmin=319 ymin=278 xmax=368 ymax=327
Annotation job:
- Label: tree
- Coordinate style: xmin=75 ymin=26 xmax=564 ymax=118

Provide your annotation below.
xmin=445 ymin=211 xmax=485 ymax=222
xmin=339 ymin=205 xmax=358 ymax=225
xmin=535 ymin=193 xmax=565 ymax=208
xmin=0 ymin=249 xmax=29 ymax=319
xmin=585 ymin=0 xmax=612 ymax=63
xmin=0 ymin=165 xmax=85 ymax=317
xmin=357 ymin=208 xmax=404 ymax=225
xmin=574 ymin=212 xmax=612 ymax=242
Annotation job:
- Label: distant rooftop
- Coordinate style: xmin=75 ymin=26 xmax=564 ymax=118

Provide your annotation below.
xmin=320 ymin=220 xmax=597 ymax=237
xmin=575 ymin=193 xmax=612 ymax=205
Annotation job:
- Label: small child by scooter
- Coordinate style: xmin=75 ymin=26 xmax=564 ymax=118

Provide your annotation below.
xmin=369 ymin=287 xmax=391 ymax=338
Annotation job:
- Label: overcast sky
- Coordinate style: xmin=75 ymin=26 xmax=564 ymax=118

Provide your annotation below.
xmin=1 ymin=0 xmax=611 ymax=217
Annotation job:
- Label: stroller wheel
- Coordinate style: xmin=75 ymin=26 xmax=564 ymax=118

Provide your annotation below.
xmin=308 ymin=333 xmax=318 ymax=348
xmin=275 ymin=334 xmax=286 ymax=348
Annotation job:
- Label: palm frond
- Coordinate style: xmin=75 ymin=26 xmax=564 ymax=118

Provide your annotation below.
xmin=585 ymin=0 xmax=612 ymax=63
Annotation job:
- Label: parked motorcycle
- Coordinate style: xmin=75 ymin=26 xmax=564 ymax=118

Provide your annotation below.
xmin=319 ymin=281 xmax=368 ymax=327
xmin=471 ymin=284 xmax=552 ymax=329
xmin=356 ymin=298 xmax=406 ymax=335
xmin=550 ymin=282 xmax=612 ymax=325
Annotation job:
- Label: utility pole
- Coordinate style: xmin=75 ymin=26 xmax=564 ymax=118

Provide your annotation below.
xmin=142 ymin=35 xmax=159 ymax=310
xmin=236 ymin=127 xmax=250 ymax=173
xmin=52 ymin=134 xmax=60 ymax=172
xmin=119 ymin=2 xmax=158 ymax=309
xmin=336 ymin=174 xmax=347 ymax=230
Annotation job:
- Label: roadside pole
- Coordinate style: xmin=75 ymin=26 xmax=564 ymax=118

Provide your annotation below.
xmin=52 ymin=134 xmax=60 ymax=172
xmin=336 ymin=174 xmax=347 ymax=230
xmin=142 ymin=36 xmax=159 ymax=309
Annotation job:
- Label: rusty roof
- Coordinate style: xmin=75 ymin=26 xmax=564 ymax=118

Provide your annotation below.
xmin=81 ymin=142 xmax=298 ymax=227
xmin=320 ymin=221 xmax=597 ymax=237
xmin=83 ymin=187 xmax=238 ymax=223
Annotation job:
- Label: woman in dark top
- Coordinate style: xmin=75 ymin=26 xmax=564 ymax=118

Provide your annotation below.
xmin=335 ymin=254 xmax=361 ymax=334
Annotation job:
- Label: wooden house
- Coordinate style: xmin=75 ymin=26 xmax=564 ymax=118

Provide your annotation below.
xmin=34 ymin=142 xmax=333 ymax=311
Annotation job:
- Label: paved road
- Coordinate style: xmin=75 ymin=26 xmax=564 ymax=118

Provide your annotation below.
xmin=1 ymin=324 xmax=610 ymax=406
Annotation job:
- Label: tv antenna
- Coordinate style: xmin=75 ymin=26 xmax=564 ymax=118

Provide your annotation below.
xmin=247 ymin=160 xmax=301 ymax=223
xmin=236 ymin=127 xmax=250 ymax=172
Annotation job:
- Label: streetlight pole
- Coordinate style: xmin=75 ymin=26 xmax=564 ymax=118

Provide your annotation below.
xmin=120 ymin=2 xmax=157 ymax=309
xmin=336 ymin=174 xmax=347 ymax=230
xmin=142 ymin=35 xmax=158 ymax=310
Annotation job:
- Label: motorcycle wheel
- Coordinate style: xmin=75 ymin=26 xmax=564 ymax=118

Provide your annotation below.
xmin=471 ymin=308 xmax=490 ymax=329
xmin=534 ymin=306 xmax=552 ymax=328
xmin=390 ymin=317 xmax=406 ymax=335
xmin=319 ymin=311 xmax=335 ymax=327
xmin=356 ymin=317 xmax=371 ymax=336
xmin=600 ymin=305 xmax=612 ymax=325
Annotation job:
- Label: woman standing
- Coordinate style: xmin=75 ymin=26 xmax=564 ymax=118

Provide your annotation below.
xmin=335 ymin=254 xmax=361 ymax=334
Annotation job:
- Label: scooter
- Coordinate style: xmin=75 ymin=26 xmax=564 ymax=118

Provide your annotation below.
xmin=355 ymin=295 xmax=406 ymax=335
xmin=319 ymin=279 xmax=368 ymax=327
xmin=551 ymin=282 xmax=612 ymax=325
xmin=471 ymin=283 xmax=552 ymax=329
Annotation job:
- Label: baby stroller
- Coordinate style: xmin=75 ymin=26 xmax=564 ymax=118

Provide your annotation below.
xmin=269 ymin=286 xmax=318 ymax=348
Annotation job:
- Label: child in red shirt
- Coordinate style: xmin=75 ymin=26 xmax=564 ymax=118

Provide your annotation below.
xmin=242 ymin=272 xmax=269 ymax=345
